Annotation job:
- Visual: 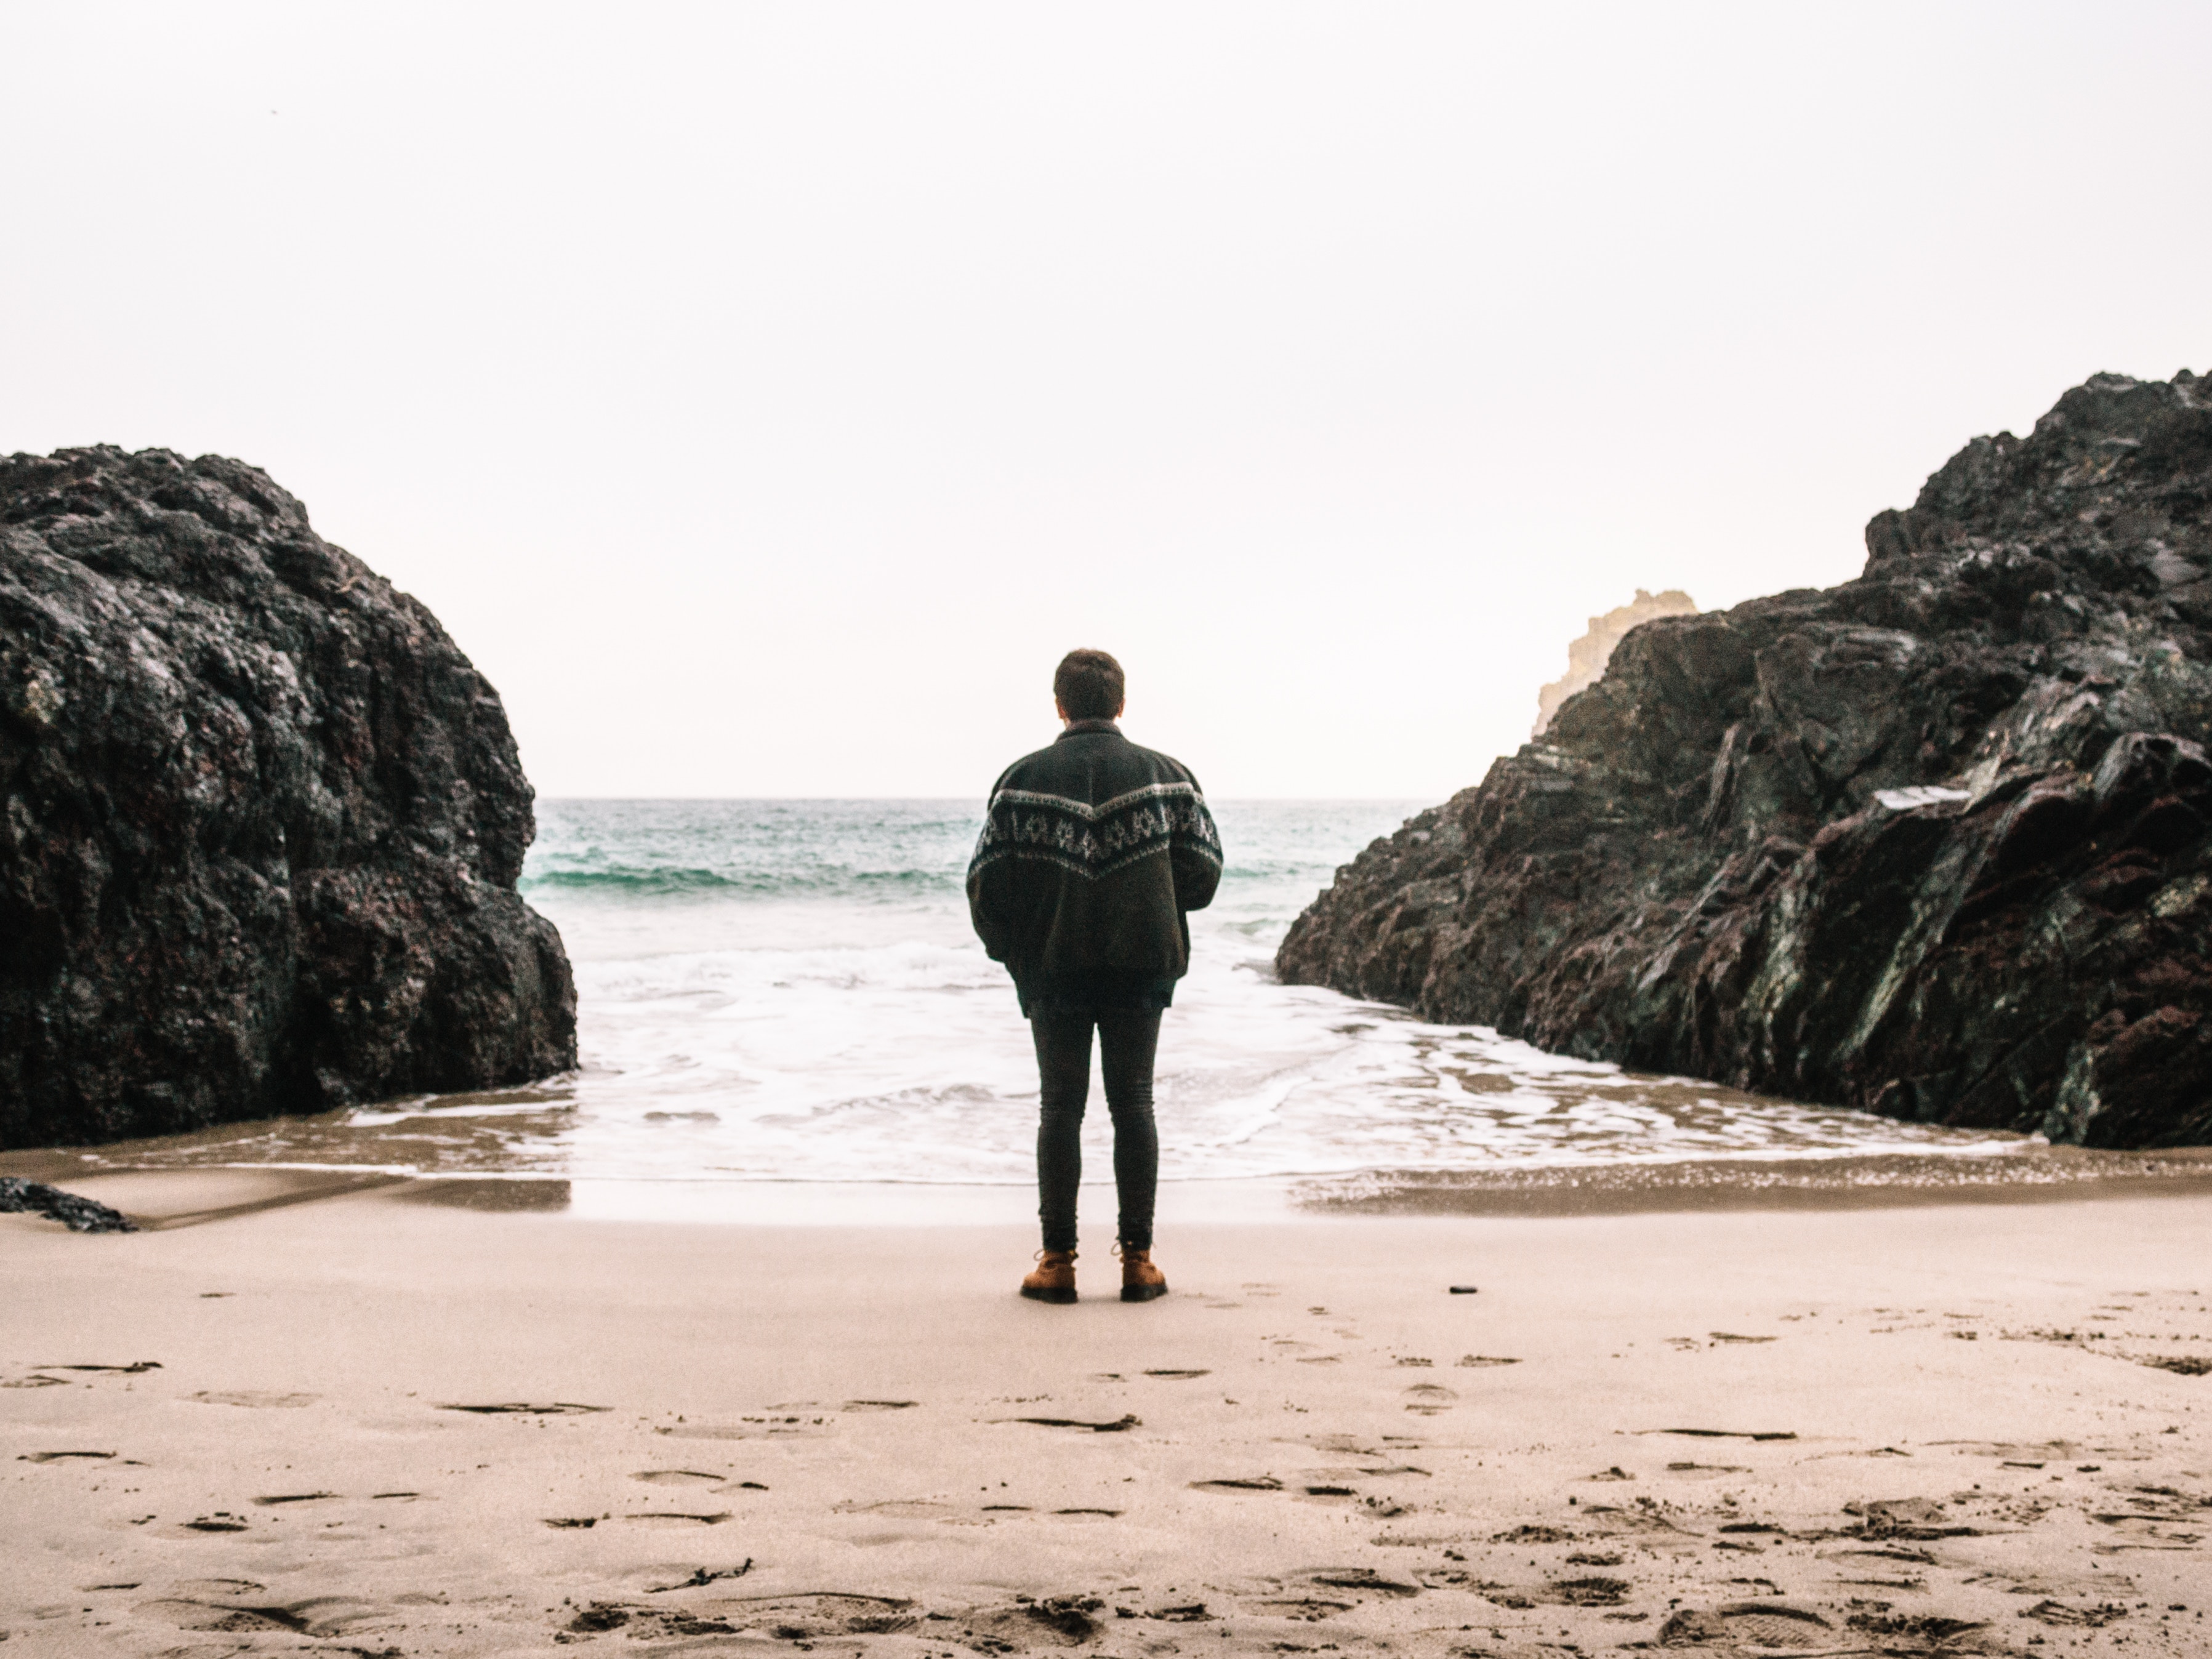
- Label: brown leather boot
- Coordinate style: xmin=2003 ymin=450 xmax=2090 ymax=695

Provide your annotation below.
xmin=1117 ymin=1243 xmax=1167 ymax=1303
xmin=1020 ymin=1250 xmax=1077 ymax=1304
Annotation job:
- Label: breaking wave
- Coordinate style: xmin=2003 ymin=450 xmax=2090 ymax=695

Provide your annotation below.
xmin=521 ymin=863 xmax=957 ymax=901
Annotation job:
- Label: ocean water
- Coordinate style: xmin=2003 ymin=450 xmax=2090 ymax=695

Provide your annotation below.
xmin=255 ymin=797 xmax=2024 ymax=1191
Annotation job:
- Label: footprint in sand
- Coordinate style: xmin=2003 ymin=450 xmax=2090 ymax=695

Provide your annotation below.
xmin=1546 ymin=1574 xmax=1633 ymax=1605
xmin=1661 ymin=1604 xmax=1833 ymax=1648
xmin=1250 ymin=1594 xmax=1355 ymax=1620
xmin=656 ymin=1420 xmax=831 ymax=1441
xmin=832 ymin=1500 xmax=961 ymax=1519
xmin=179 ymin=1513 xmax=252 ymax=1533
xmin=1002 ymin=1412 xmax=1140 ymax=1432
xmin=1402 ymin=1384 xmax=1456 ymax=1415
xmin=1190 ymin=1476 xmax=1284 ymax=1494
xmin=135 ymin=1593 xmax=375 ymax=1637
xmin=136 ymin=1599 xmax=306 ymax=1634
xmin=40 ymin=1360 xmax=163 ymax=1373
xmin=1298 ymin=1567 xmax=1422 ymax=1599
xmin=697 ymin=1593 xmax=916 ymax=1641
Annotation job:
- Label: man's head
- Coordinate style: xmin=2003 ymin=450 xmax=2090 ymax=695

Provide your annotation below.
xmin=1053 ymin=648 xmax=1125 ymax=723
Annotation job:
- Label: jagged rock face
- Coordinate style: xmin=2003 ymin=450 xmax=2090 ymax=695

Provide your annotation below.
xmin=1279 ymin=371 xmax=2212 ymax=1149
xmin=1532 ymin=587 xmax=1698 ymax=737
xmin=1 ymin=447 xmax=576 ymax=1149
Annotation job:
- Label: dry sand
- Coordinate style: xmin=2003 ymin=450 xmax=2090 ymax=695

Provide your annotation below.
xmin=4 ymin=1172 xmax=2211 ymax=1658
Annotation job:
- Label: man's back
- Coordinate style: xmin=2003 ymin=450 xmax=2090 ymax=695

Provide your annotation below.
xmin=967 ymin=718 xmax=1221 ymax=1011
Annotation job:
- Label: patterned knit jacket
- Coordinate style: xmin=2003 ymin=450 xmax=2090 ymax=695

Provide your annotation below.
xmin=967 ymin=720 xmax=1223 ymax=1012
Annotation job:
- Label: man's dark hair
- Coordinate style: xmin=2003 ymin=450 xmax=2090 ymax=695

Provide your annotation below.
xmin=1054 ymin=648 xmax=1125 ymax=720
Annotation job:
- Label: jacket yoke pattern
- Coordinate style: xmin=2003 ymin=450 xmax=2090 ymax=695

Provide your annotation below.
xmin=973 ymin=782 xmax=1220 ymax=883
xmin=965 ymin=723 xmax=1223 ymax=1008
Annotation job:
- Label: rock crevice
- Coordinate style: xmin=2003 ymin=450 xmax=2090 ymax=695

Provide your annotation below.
xmin=1279 ymin=371 xmax=2212 ymax=1147
xmin=1 ymin=446 xmax=576 ymax=1149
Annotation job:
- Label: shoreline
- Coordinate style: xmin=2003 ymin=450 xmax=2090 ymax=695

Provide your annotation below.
xmin=1296 ymin=1145 xmax=2212 ymax=1218
xmin=8 ymin=1141 xmax=2212 ymax=1232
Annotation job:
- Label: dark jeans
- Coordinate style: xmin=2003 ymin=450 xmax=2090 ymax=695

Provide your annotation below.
xmin=1029 ymin=1006 xmax=1161 ymax=1255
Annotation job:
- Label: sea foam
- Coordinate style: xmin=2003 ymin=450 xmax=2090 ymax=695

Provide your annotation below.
xmin=388 ymin=800 xmax=2029 ymax=1185
xmin=84 ymin=800 xmax=2033 ymax=1187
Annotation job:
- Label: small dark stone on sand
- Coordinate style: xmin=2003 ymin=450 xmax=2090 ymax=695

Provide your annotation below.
xmin=0 ymin=1178 xmax=135 ymax=1232
xmin=565 ymin=1604 xmax=631 ymax=1632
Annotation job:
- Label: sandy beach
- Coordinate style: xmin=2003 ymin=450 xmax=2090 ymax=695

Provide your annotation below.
xmin=5 ymin=1173 xmax=2210 ymax=1657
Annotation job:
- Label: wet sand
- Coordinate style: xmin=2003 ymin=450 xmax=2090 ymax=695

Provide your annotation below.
xmin=1298 ymin=1146 xmax=2212 ymax=1218
xmin=4 ymin=1173 xmax=2211 ymax=1657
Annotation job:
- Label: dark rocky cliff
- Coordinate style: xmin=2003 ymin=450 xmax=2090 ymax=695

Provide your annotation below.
xmin=1 ymin=446 xmax=576 ymax=1149
xmin=1279 ymin=371 xmax=2212 ymax=1148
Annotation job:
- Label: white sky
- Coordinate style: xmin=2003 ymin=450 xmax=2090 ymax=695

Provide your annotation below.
xmin=5 ymin=3 xmax=2208 ymax=800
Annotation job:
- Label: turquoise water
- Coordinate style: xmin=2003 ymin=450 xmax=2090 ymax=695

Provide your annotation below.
xmin=77 ymin=798 xmax=2032 ymax=1189
xmin=300 ymin=797 xmax=2022 ymax=1188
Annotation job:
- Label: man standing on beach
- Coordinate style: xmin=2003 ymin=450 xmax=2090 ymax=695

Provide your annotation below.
xmin=967 ymin=649 xmax=1223 ymax=1305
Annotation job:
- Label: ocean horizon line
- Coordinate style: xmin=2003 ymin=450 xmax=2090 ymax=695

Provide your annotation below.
xmin=533 ymin=793 xmax=1433 ymax=805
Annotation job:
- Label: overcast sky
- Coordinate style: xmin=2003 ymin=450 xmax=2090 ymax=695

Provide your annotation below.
xmin=6 ymin=2 xmax=2208 ymax=800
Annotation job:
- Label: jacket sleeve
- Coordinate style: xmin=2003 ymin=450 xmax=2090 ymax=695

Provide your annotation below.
xmin=968 ymin=870 xmax=1013 ymax=961
xmin=967 ymin=775 xmax=1015 ymax=960
xmin=1171 ymin=777 xmax=1223 ymax=914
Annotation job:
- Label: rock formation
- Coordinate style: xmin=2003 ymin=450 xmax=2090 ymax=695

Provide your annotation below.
xmin=1 ymin=447 xmax=576 ymax=1149
xmin=1279 ymin=371 xmax=2212 ymax=1149
xmin=1533 ymin=588 xmax=1698 ymax=737
xmin=0 ymin=1176 xmax=135 ymax=1232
